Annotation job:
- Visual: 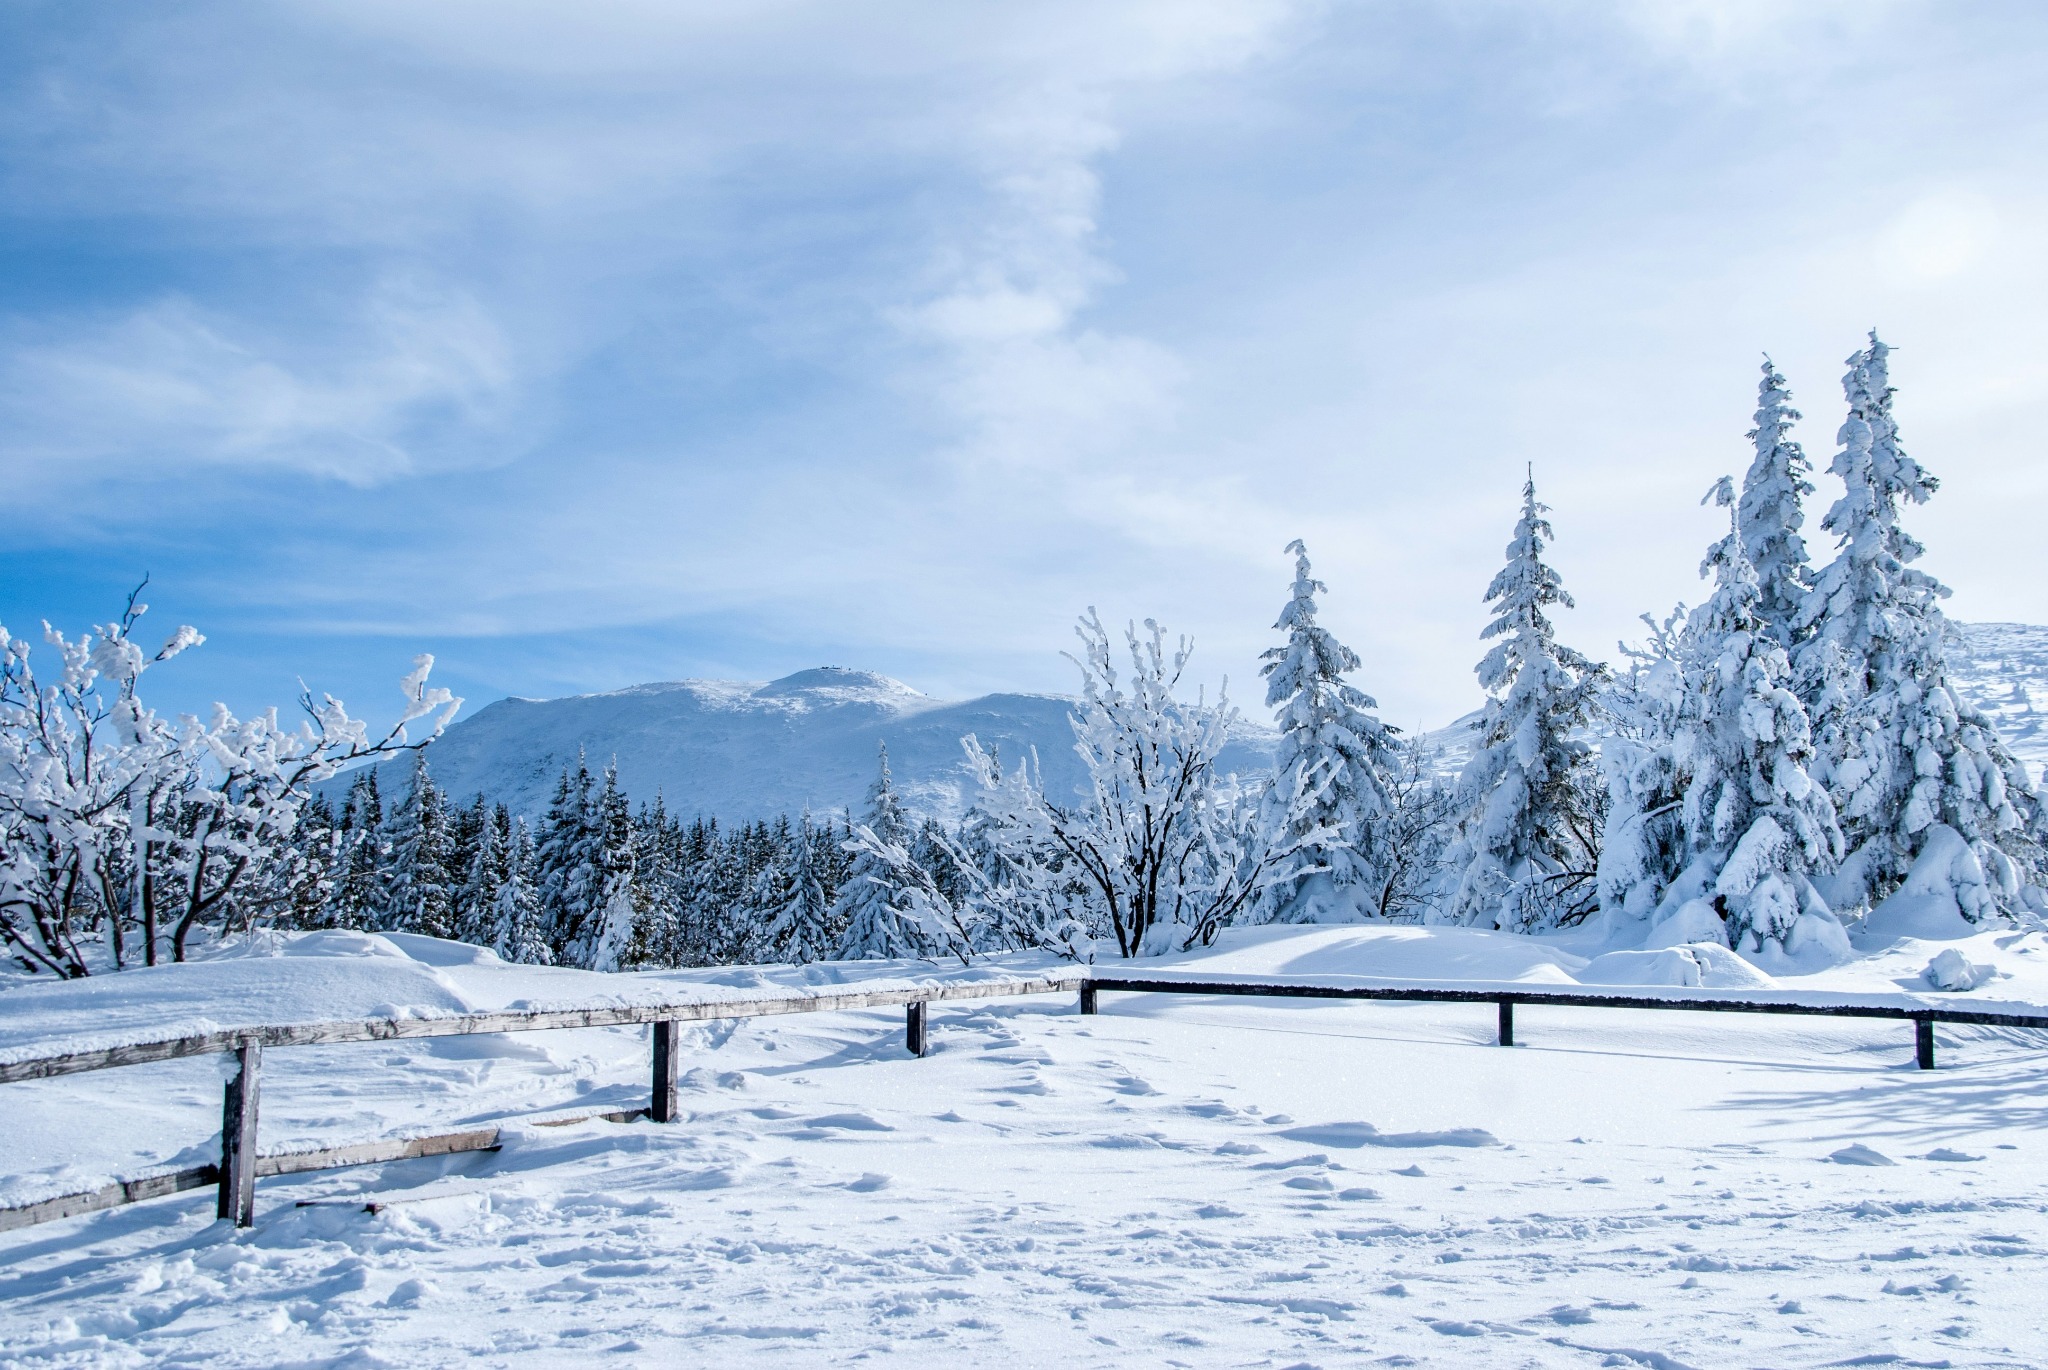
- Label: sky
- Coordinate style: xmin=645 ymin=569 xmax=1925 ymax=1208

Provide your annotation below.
xmin=4 ymin=0 xmax=2046 ymax=738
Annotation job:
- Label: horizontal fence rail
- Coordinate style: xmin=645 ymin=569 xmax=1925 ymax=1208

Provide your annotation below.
xmin=1085 ymin=972 xmax=2048 ymax=1071
xmin=4 ymin=963 xmax=2044 ymax=1234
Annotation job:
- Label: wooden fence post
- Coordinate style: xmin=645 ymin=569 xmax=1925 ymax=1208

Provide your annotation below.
xmin=906 ymin=1001 xmax=928 ymax=1057
xmin=1497 ymin=999 xmax=1514 ymax=1047
xmin=651 ymin=1020 xmax=680 ymax=1122
xmin=218 ymin=1037 xmax=260 ymax=1227
xmin=1079 ymin=983 xmax=1098 ymax=1016
xmin=1915 ymin=1017 xmax=1936 ymax=1070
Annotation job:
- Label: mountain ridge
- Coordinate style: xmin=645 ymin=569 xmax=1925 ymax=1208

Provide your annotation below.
xmin=353 ymin=624 xmax=2048 ymax=824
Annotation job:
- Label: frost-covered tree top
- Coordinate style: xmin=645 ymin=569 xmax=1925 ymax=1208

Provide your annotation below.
xmin=1257 ymin=539 xmax=1398 ymax=921
xmin=1737 ymin=358 xmax=1815 ymax=650
xmin=1801 ymin=332 xmax=1945 ymax=664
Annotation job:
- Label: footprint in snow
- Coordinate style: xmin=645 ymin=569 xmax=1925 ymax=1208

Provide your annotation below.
xmin=844 ymin=1174 xmax=891 ymax=1192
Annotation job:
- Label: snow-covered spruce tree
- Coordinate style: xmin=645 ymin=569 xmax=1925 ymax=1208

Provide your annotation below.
xmin=1256 ymin=540 xmax=1399 ymax=923
xmin=534 ymin=754 xmax=601 ymax=962
xmin=760 ymin=810 xmax=839 ymax=963
xmin=962 ymin=612 xmax=1329 ymax=957
xmin=834 ymin=743 xmax=951 ymax=959
xmin=1738 ymin=358 xmax=1817 ymax=651
xmin=494 ymin=817 xmax=554 ymax=966
xmin=1600 ymin=481 xmax=1846 ymax=955
xmin=455 ymin=803 xmax=509 ymax=948
xmin=1794 ymin=334 xmax=2043 ymax=919
xmin=1446 ymin=475 xmax=1607 ymax=931
xmin=383 ymin=750 xmax=456 ymax=938
xmin=565 ymin=762 xmax=639 ymax=971
xmin=328 ymin=769 xmax=388 ymax=931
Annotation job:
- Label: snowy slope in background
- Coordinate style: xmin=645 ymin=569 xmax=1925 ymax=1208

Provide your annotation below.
xmin=1408 ymin=621 xmax=2048 ymax=782
xmin=366 ymin=666 xmax=1276 ymax=822
xmin=1950 ymin=622 xmax=2048 ymax=777
xmin=354 ymin=622 xmax=2046 ymax=822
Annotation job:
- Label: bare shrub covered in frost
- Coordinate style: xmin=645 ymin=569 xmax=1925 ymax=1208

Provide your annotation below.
xmin=960 ymin=611 xmax=1333 ymax=958
xmin=0 ymin=586 xmax=459 ymax=977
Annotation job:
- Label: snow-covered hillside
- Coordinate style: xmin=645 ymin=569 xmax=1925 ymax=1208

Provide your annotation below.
xmin=1950 ymin=622 xmax=2048 ymax=776
xmin=368 ymin=666 xmax=1276 ymax=821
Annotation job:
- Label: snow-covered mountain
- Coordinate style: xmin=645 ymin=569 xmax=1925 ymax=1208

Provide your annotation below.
xmin=381 ymin=666 xmax=1277 ymax=822
xmin=370 ymin=623 xmax=2048 ymax=823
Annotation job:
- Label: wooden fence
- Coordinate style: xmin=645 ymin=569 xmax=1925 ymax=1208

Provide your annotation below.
xmin=3 ymin=966 xmax=2041 ymax=1235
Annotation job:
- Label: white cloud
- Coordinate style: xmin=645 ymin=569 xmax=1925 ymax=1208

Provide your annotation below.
xmin=0 ymin=280 xmax=514 ymax=485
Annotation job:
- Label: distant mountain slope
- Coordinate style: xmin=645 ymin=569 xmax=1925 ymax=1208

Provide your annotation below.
xmin=369 ymin=623 xmax=2048 ymax=823
xmin=383 ymin=666 xmax=1277 ymax=822
xmin=1950 ymin=622 xmax=2048 ymax=777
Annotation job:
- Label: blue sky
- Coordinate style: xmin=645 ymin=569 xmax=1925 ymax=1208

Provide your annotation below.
xmin=4 ymin=1 xmax=2046 ymax=736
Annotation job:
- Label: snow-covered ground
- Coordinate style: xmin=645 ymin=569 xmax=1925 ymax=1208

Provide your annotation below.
xmin=4 ymin=923 xmax=2048 ymax=1367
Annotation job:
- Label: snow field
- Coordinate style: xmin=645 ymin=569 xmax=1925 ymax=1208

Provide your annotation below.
xmin=3 ymin=985 xmax=2045 ymax=1367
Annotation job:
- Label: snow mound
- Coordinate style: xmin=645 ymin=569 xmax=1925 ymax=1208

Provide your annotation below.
xmin=1274 ymin=1121 xmax=1498 ymax=1149
xmin=1828 ymin=1143 xmax=1897 ymax=1167
xmin=1923 ymin=948 xmax=1998 ymax=992
xmin=1577 ymin=946 xmax=1776 ymax=990
xmin=1157 ymin=925 xmax=1586 ymax=984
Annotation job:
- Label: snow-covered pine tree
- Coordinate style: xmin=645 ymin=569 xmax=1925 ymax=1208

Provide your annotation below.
xmin=329 ymin=769 xmax=387 ymax=931
xmin=455 ymin=803 xmax=510 ymax=948
xmin=534 ymin=754 xmax=601 ymax=962
xmin=760 ymin=810 xmax=839 ymax=963
xmin=565 ymin=762 xmax=639 ymax=971
xmin=1256 ymin=539 xmax=1399 ymax=923
xmin=1447 ymin=473 xmax=1607 ymax=931
xmin=494 ymin=817 xmax=553 ymax=965
xmin=382 ymin=751 xmax=456 ymax=938
xmin=833 ymin=743 xmax=943 ymax=959
xmin=1794 ymin=334 xmax=2043 ymax=919
xmin=1738 ymin=357 xmax=1816 ymax=651
xmin=627 ymin=794 xmax=686 ymax=968
xmin=1601 ymin=480 xmax=1846 ymax=955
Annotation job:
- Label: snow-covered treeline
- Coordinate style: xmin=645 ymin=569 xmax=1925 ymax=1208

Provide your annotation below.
xmin=6 ymin=334 xmax=2042 ymax=976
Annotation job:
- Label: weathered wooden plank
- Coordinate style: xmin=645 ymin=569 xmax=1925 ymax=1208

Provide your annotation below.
xmin=651 ymin=1019 xmax=681 ymax=1123
xmin=0 ymin=1105 xmax=668 ymax=1234
xmin=1916 ymin=1017 xmax=1937 ymax=1070
xmin=218 ymin=1038 xmax=260 ymax=1227
xmin=0 ymin=972 xmax=1088 ymax=1084
xmin=1079 ymin=983 xmax=1097 ymax=1016
xmin=0 ymin=1165 xmax=217 ymax=1233
xmin=1497 ymin=998 xmax=1514 ymax=1047
xmin=256 ymin=1127 xmax=504 ymax=1177
xmin=906 ymin=1001 xmax=928 ymax=1057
